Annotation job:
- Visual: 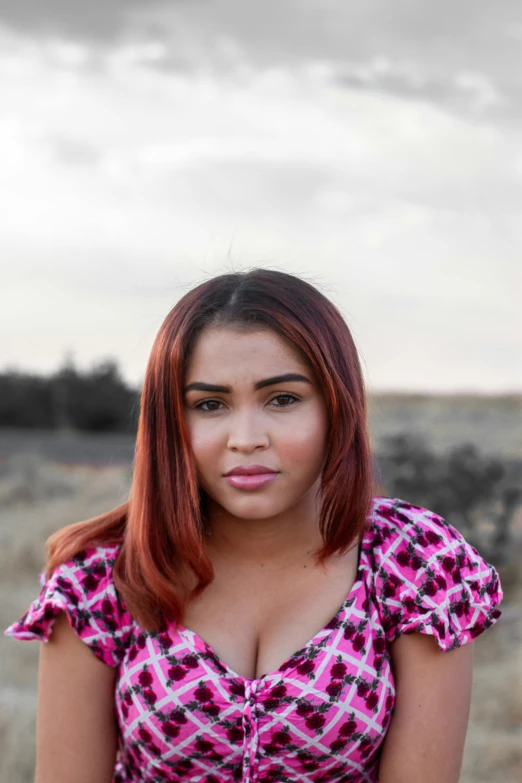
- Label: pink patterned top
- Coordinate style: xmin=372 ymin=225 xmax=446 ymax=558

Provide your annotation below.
xmin=5 ymin=497 xmax=503 ymax=783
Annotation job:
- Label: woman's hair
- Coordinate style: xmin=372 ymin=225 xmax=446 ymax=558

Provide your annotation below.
xmin=46 ymin=269 xmax=377 ymax=631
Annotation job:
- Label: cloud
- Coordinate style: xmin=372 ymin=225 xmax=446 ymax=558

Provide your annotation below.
xmin=137 ymin=0 xmax=521 ymax=76
xmin=138 ymin=0 xmax=521 ymax=122
xmin=1 ymin=0 xmax=520 ymax=123
xmin=48 ymin=135 xmax=103 ymax=167
xmin=3 ymin=0 xmax=520 ymax=74
xmin=0 ymin=0 xmax=174 ymax=41
xmin=332 ymin=60 xmax=505 ymax=121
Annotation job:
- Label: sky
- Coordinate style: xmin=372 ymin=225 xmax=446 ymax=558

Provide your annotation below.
xmin=1 ymin=0 xmax=521 ymax=393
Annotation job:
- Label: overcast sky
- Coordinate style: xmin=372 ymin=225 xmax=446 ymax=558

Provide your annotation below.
xmin=1 ymin=0 xmax=521 ymax=393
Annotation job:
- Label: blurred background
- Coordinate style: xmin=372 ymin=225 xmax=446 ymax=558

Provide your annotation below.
xmin=1 ymin=1 xmax=521 ymax=781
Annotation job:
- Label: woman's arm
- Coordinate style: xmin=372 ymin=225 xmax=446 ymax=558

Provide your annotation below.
xmin=35 ymin=611 xmax=118 ymax=783
xmin=378 ymin=633 xmax=474 ymax=783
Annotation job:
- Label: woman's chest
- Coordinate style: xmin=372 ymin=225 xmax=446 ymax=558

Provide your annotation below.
xmin=179 ymin=549 xmax=361 ymax=680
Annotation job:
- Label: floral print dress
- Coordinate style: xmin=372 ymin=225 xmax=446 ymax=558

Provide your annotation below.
xmin=4 ymin=497 xmax=503 ymax=783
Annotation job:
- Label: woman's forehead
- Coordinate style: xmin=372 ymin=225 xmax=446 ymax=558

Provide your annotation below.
xmin=186 ymin=326 xmax=312 ymax=375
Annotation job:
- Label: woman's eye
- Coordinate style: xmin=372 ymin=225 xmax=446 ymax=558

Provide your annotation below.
xmin=193 ymin=394 xmax=300 ymax=413
xmin=271 ymin=393 xmax=299 ymax=407
xmin=194 ymin=399 xmax=223 ymax=412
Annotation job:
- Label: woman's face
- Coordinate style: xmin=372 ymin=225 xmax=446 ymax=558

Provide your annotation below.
xmin=183 ymin=326 xmax=329 ymax=524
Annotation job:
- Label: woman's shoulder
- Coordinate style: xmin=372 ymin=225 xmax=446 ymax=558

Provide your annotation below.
xmin=44 ymin=542 xmax=123 ymax=591
xmin=361 ymin=496 xmax=503 ymax=651
xmin=364 ymin=496 xmax=463 ymax=557
xmin=364 ymin=495 xmax=498 ymax=580
xmin=33 ymin=542 xmax=124 ymax=611
xmin=4 ymin=541 xmax=132 ymax=667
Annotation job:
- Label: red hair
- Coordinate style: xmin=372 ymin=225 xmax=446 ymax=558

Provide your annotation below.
xmin=46 ymin=269 xmax=377 ymax=631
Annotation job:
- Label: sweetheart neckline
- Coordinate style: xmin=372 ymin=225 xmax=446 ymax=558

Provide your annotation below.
xmin=176 ymin=549 xmax=367 ymax=683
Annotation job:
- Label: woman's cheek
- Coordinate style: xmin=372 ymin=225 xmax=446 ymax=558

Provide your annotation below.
xmin=284 ymin=413 xmax=328 ymax=454
xmin=187 ymin=421 xmax=219 ymax=455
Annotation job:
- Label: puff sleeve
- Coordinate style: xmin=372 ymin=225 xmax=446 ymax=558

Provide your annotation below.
xmin=369 ymin=498 xmax=503 ymax=652
xmin=3 ymin=544 xmax=133 ymax=667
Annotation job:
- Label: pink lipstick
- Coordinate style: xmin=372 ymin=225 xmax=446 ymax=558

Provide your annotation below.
xmin=224 ymin=464 xmax=279 ymax=490
xmin=225 ymin=473 xmax=279 ymax=490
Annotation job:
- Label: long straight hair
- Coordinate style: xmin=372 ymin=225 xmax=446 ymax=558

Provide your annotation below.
xmin=46 ymin=269 xmax=377 ymax=631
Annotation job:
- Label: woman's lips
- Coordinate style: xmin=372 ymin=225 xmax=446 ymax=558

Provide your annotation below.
xmin=224 ymin=473 xmax=279 ymax=490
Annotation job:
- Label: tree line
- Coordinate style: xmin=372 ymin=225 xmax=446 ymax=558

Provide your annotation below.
xmin=0 ymin=360 xmax=140 ymax=433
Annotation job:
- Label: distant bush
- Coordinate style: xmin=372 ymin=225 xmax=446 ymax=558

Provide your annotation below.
xmin=0 ymin=360 xmax=140 ymax=433
xmin=376 ymin=433 xmax=522 ymax=566
xmin=0 ymin=373 xmax=54 ymax=427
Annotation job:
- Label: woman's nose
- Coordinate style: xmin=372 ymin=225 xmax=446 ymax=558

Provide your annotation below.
xmin=226 ymin=409 xmax=270 ymax=451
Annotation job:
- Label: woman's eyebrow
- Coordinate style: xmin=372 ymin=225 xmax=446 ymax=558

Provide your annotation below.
xmin=184 ymin=373 xmax=313 ymax=394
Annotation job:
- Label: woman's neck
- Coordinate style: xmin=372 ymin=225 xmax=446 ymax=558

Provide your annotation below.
xmin=202 ymin=495 xmax=326 ymax=572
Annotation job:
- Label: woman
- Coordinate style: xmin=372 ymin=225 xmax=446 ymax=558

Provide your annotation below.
xmin=5 ymin=269 xmax=502 ymax=783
